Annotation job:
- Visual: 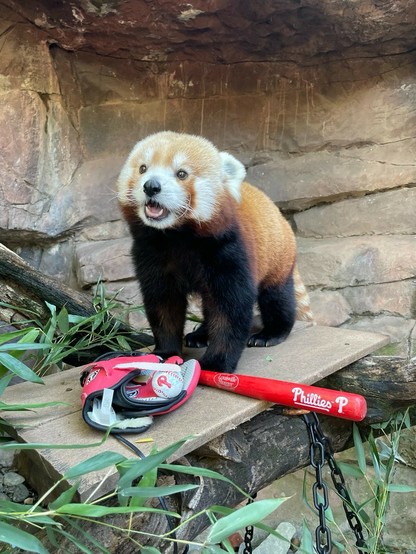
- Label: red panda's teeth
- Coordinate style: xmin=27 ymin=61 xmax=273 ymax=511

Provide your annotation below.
xmin=145 ymin=203 xmax=169 ymax=220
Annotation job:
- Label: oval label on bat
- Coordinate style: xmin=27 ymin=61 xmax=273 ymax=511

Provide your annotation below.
xmin=214 ymin=374 xmax=239 ymax=389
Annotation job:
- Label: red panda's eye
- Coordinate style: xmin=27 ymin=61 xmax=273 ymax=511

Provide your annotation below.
xmin=139 ymin=164 xmax=147 ymax=174
xmin=177 ymin=169 xmax=188 ymax=180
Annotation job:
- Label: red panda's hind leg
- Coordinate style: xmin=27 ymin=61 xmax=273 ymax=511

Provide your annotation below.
xmin=185 ymin=322 xmax=208 ymax=348
xmin=248 ymin=274 xmax=296 ymax=347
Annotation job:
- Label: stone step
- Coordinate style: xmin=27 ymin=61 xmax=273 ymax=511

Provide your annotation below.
xmin=1 ymin=324 xmax=388 ymax=502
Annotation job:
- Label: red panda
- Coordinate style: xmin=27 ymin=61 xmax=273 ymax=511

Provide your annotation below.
xmin=117 ymin=131 xmax=313 ymax=374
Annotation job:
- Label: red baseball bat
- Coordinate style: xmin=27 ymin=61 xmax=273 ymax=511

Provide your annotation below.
xmin=199 ymin=370 xmax=367 ymax=421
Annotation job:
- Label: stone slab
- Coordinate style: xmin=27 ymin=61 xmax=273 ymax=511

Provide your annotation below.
xmin=1 ymin=325 xmax=389 ymax=501
xmin=251 ymin=521 xmax=296 ymax=554
xmin=297 ymin=236 xmax=416 ymax=288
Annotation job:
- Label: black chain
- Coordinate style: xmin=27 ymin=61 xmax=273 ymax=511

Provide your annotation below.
xmin=242 ymin=494 xmax=257 ymax=553
xmin=303 ymin=412 xmax=367 ymax=554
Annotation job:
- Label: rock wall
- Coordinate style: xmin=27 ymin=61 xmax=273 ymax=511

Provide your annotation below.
xmin=1 ymin=0 xmax=415 ymax=355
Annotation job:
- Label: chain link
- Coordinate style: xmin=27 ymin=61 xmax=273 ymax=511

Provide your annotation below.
xmin=242 ymin=494 xmax=257 ymax=553
xmin=242 ymin=523 xmax=254 ymax=554
xmin=303 ymin=412 xmax=367 ymax=554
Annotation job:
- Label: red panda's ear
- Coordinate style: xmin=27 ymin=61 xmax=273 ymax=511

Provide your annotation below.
xmin=219 ymin=152 xmax=246 ymax=200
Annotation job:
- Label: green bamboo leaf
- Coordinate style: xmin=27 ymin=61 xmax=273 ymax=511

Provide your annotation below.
xmin=120 ymin=483 xmax=199 ymax=497
xmin=116 ymin=335 xmax=131 ymax=350
xmin=0 ymin=352 xmax=44 ymax=383
xmin=320 ymin=493 xmax=334 ymax=523
xmin=91 ymin=312 xmax=105 ymax=332
xmin=49 ymin=482 xmax=79 ymax=510
xmin=117 ymin=438 xmax=189 ymax=490
xmin=0 ymin=329 xmax=43 ymax=367
xmin=202 ymin=547 xmax=228 ymax=554
xmin=0 ymin=520 xmax=49 ymax=553
xmin=387 ymin=483 xmax=416 ymax=492
xmin=300 ymin=520 xmax=314 ymax=554
xmin=332 ymin=539 xmax=347 ymax=552
xmin=209 ymin=507 xmax=293 ymax=545
xmin=0 ymin=499 xmax=58 ymax=525
xmin=60 ymin=516 xmax=112 ymax=553
xmin=20 ymin=328 xmax=40 ymax=343
xmin=403 ymin=410 xmax=411 ymax=429
xmin=140 ymin=548 xmax=162 ymax=554
xmin=55 ymin=503 xmax=180 ymax=518
xmin=208 ymin=505 xmax=235 ymax=516
xmin=336 ymin=461 xmax=365 ymax=479
xmin=57 ymin=307 xmax=70 ymax=334
xmin=371 ymin=450 xmax=382 ymax=481
xmin=64 ymin=451 xmax=127 ymax=480
xmin=0 ymin=329 xmax=38 ymax=345
xmin=207 ymin=498 xmax=287 ymax=544
xmin=127 ymin=462 xmax=158 ymax=508
xmin=0 ymin=498 xmax=31 ymax=511
xmin=371 ymin=420 xmax=390 ymax=430
xmin=53 ymin=528 xmax=95 ymax=554
xmin=355 ymin=499 xmax=372 ymax=525
xmin=0 ymin=343 xmax=51 ymax=351
xmin=159 ymin=463 xmax=251 ymax=499
xmin=0 ymin=373 xmax=14 ymax=395
xmin=45 ymin=525 xmax=60 ymax=549
xmin=68 ymin=314 xmax=88 ymax=324
xmin=209 ymin=506 xmax=292 ymax=542
xmin=353 ymin=424 xmax=366 ymax=475
xmin=45 ymin=301 xmax=57 ymax=317
xmin=22 ymin=513 xmax=61 ymax=525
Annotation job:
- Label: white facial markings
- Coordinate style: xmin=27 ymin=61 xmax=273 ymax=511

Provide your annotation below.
xmin=192 ymin=176 xmax=221 ymax=222
xmin=129 ymin=163 xmax=189 ymax=229
xmin=117 ymin=133 xmax=247 ymax=229
xmin=142 ymin=146 xmax=155 ymax=165
xmin=117 ymin=158 xmax=137 ymax=204
xmin=172 ymin=152 xmax=188 ymax=172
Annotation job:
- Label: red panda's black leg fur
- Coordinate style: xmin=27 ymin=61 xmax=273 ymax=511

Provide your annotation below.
xmin=130 ymin=223 xmax=187 ymax=359
xmin=248 ymin=274 xmax=296 ymax=347
xmin=142 ymin=287 xmax=187 ymax=358
xmin=195 ymin=232 xmax=257 ymax=373
xmin=198 ymin=288 xmax=255 ymax=373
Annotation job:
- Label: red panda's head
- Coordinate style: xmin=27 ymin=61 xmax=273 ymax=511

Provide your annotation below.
xmin=117 ymin=131 xmax=246 ymax=229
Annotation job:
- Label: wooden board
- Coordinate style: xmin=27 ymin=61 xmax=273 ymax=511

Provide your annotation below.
xmin=1 ymin=325 xmax=389 ymax=501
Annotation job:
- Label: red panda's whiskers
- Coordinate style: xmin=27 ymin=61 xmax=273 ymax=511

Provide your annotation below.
xmin=177 ymin=199 xmax=202 ymax=224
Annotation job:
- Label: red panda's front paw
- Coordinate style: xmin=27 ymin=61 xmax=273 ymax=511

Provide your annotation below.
xmin=247 ymin=331 xmax=290 ymax=348
xmin=200 ymin=353 xmax=237 ymax=374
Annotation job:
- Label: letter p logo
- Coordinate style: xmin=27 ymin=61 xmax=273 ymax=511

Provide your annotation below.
xmin=335 ymin=396 xmax=348 ymax=414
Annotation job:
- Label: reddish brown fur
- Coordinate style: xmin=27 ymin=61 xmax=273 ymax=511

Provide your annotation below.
xmin=119 ymin=203 xmax=138 ymax=224
xmin=237 ymin=182 xmax=296 ymax=287
xmin=191 ymin=190 xmax=238 ymax=237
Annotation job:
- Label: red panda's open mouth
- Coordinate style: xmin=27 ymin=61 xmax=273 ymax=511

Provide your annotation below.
xmin=145 ymin=201 xmax=170 ymax=220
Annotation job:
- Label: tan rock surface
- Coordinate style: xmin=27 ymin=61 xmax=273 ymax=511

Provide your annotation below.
xmin=297 ymin=236 xmax=416 ymax=288
xmin=1 ymin=0 xmax=415 ymax=356
xmin=294 ymin=188 xmax=416 ymax=238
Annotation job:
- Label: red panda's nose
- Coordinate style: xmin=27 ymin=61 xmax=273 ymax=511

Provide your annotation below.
xmin=143 ymin=179 xmax=161 ymax=197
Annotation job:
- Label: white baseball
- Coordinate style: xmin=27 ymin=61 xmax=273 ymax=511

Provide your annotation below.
xmin=152 ymin=371 xmax=184 ymax=399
